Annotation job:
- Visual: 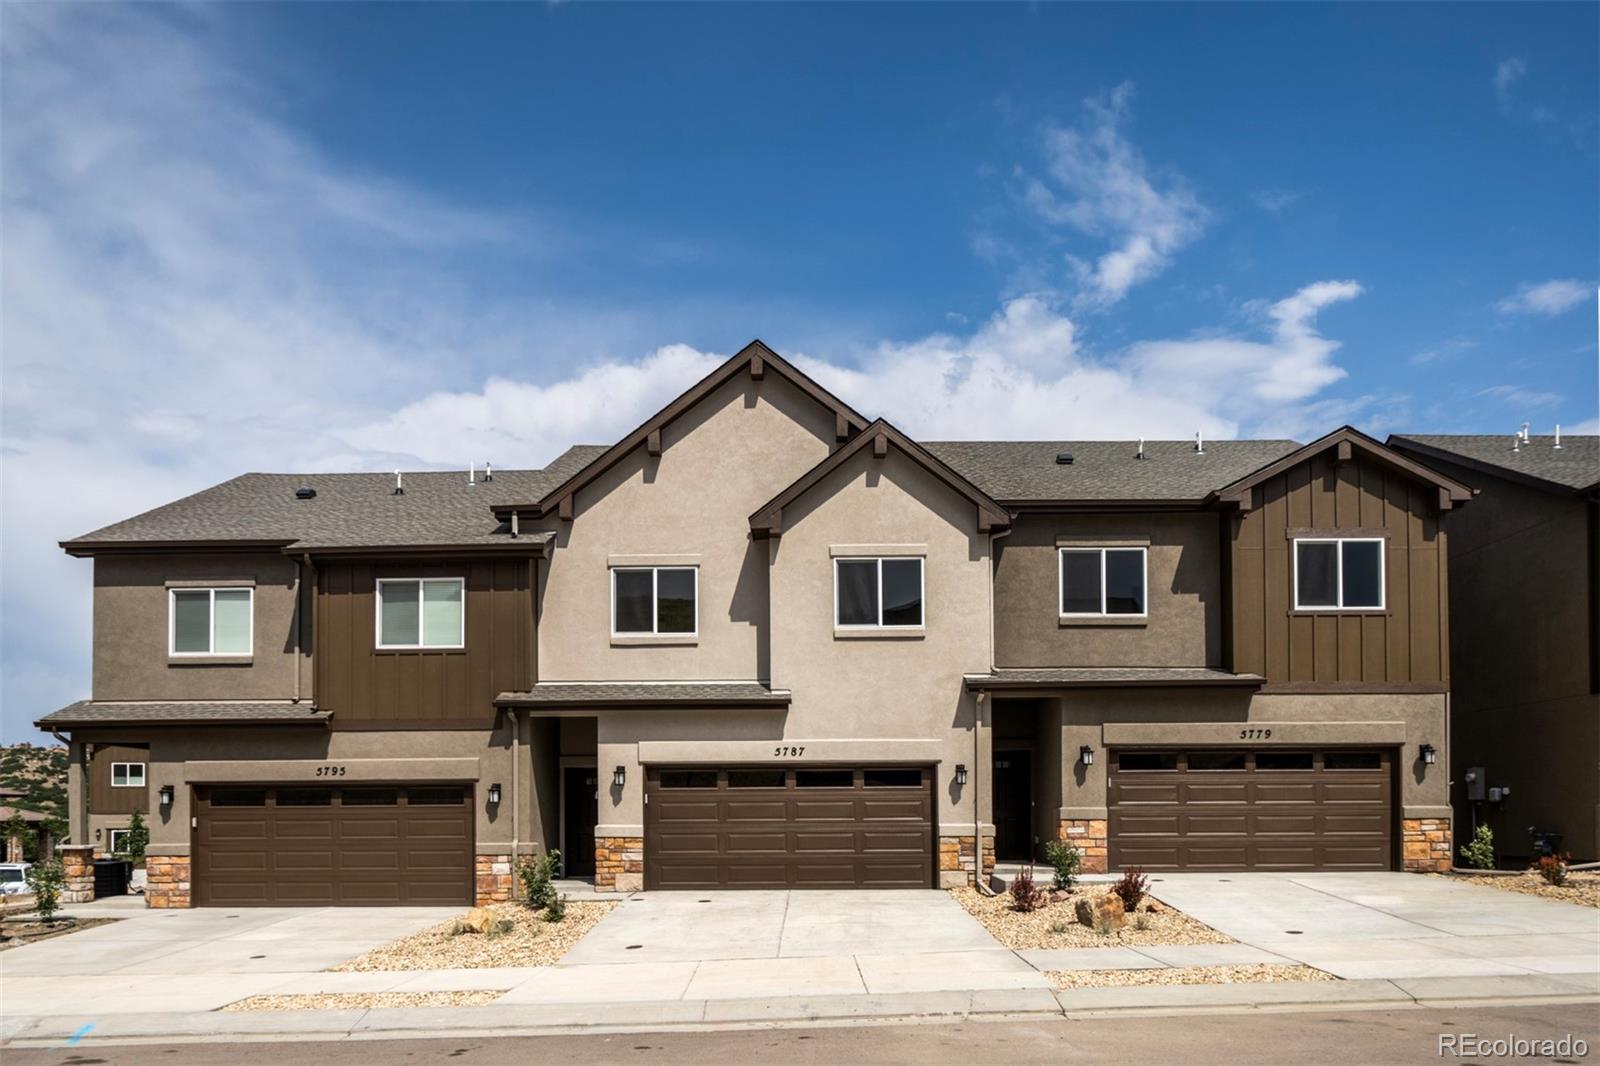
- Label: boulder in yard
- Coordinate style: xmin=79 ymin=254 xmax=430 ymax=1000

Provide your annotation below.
xmin=1074 ymin=893 xmax=1126 ymax=931
xmin=459 ymin=906 xmax=496 ymax=934
xmin=1049 ymin=889 xmax=1072 ymax=903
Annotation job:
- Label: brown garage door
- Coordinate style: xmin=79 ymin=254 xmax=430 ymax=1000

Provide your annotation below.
xmin=1108 ymin=749 xmax=1393 ymax=871
xmin=644 ymin=766 xmax=935 ymax=889
xmin=193 ymin=784 xmax=474 ymax=906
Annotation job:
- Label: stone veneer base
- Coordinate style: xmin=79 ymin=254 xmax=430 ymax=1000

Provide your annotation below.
xmin=56 ymin=845 xmax=96 ymax=905
xmin=595 ymin=835 xmax=643 ymax=893
xmin=145 ymin=855 xmax=192 ymax=908
xmin=475 ymin=854 xmax=514 ymax=905
xmin=1402 ymin=816 xmax=1452 ymax=872
xmin=938 ymin=834 xmax=996 ymax=888
xmin=1059 ymin=819 xmax=1108 ymax=874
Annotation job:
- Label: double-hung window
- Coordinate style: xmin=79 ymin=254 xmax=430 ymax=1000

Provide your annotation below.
xmin=1293 ymin=538 xmax=1384 ymax=610
xmin=111 ymin=762 xmax=145 ymax=788
xmin=1059 ymin=547 xmax=1147 ymax=617
xmin=108 ymin=828 xmax=132 ymax=854
xmin=169 ymin=588 xmax=253 ymax=656
xmin=835 ymin=557 xmax=924 ymax=629
xmin=376 ymin=578 xmax=465 ymax=649
xmin=612 ymin=567 xmax=697 ymax=636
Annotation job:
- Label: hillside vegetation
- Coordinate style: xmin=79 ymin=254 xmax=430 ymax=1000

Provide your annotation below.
xmin=0 ymin=743 xmax=68 ymax=818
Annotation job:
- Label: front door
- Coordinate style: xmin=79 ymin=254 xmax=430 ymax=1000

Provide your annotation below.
xmin=992 ymin=750 xmax=1033 ymax=861
xmin=563 ymin=766 xmax=598 ymax=877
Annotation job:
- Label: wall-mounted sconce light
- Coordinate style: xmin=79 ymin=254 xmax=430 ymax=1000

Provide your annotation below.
xmin=1420 ymin=743 xmax=1437 ymax=766
xmin=613 ymin=765 xmax=627 ymax=788
xmin=159 ymin=785 xmax=175 ymax=808
xmin=1079 ymin=745 xmax=1096 ymax=767
xmin=954 ymin=764 xmax=967 ymax=787
xmin=95 ymin=827 xmax=102 ymax=841
xmin=487 ymin=783 xmax=502 ymax=805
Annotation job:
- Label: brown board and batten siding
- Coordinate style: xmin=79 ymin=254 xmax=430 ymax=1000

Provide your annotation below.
xmin=89 ymin=743 xmax=150 ymax=814
xmin=1232 ymin=450 xmax=1448 ymax=685
xmin=315 ymin=559 xmax=532 ymax=727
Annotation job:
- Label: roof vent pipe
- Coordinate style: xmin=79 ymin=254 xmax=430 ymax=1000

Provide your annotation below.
xmin=1512 ymin=432 xmax=1521 ymax=453
xmin=1520 ymin=421 xmax=1531 ymax=444
xmin=468 ymin=463 xmax=476 ymax=487
xmin=1554 ymin=424 xmax=1562 ymax=450
xmin=484 ymin=461 xmax=493 ymax=482
xmin=1194 ymin=430 xmax=1204 ymax=455
xmin=1137 ymin=438 xmax=1145 ymax=460
xmin=1055 ymin=452 xmax=1074 ymax=465
xmin=294 ymin=487 xmax=316 ymax=500
xmin=394 ymin=470 xmax=404 ymax=496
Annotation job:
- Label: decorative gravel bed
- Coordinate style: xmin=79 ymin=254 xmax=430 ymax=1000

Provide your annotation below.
xmin=330 ymin=900 xmax=618 ymax=971
xmin=1050 ymin=964 xmax=1335 ymax=990
xmin=949 ymin=886 xmax=1232 ymax=950
xmin=223 ymin=990 xmax=503 ymax=1012
xmin=1444 ymin=870 xmax=1600 ymax=909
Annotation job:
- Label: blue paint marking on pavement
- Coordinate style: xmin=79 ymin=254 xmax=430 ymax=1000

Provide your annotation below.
xmin=67 ymin=1023 xmax=95 ymax=1045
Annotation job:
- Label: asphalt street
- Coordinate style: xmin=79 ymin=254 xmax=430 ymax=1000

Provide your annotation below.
xmin=9 ymin=1002 xmax=1598 ymax=1065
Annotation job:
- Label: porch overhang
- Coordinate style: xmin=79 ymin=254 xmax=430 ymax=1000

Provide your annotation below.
xmin=495 ymin=681 xmax=791 ymax=711
xmin=964 ymin=668 xmax=1266 ymax=694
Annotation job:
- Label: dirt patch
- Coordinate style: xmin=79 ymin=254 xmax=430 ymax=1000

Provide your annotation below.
xmin=222 ymin=990 xmax=503 ymax=1012
xmin=1050 ymin=963 xmax=1335 ymax=990
xmin=329 ymin=900 xmax=617 ymax=971
xmin=1443 ymin=870 xmax=1600 ymax=909
xmin=949 ymin=886 xmax=1232 ymax=950
xmin=0 ymin=916 xmax=119 ymax=951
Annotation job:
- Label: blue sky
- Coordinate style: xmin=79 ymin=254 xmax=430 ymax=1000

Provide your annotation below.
xmin=2 ymin=3 xmax=1596 ymax=740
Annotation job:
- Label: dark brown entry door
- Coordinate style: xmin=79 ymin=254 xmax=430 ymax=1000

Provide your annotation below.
xmin=193 ymin=784 xmax=474 ymax=906
xmin=563 ymin=767 xmax=598 ymax=877
xmin=992 ymin=750 xmax=1033 ymax=860
xmin=1108 ymin=749 xmax=1393 ymax=871
xmin=644 ymin=766 xmax=935 ymax=889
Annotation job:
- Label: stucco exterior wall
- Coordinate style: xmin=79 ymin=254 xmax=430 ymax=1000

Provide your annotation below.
xmin=538 ymin=372 xmax=838 ymax=684
xmin=993 ymin=513 xmax=1220 ymax=668
xmin=93 ymin=552 xmax=305 ymax=702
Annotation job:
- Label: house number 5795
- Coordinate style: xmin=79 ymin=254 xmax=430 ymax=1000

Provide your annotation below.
xmin=315 ymin=765 xmax=347 ymax=777
xmin=773 ymin=746 xmax=806 ymax=757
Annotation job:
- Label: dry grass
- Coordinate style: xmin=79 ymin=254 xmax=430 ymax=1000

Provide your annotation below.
xmin=329 ymin=900 xmax=617 ymax=971
xmin=222 ymin=990 xmax=503 ymax=1012
xmin=1445 ymin=869 xmax=1600 ymax=909
xmin=949 ymin=886 xmax=1232 ymax=950
xmin=1050 ymin=964 xmax=1335 ymax=990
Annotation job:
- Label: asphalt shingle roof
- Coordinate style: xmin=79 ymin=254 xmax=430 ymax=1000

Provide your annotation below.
xmin=37 ymin=701 xmax=333 ymax=726
xmin=922 ymin=440 xmax=1301 ymax=502
xmin=1389 ymin=435 xmax=1598 ymax=493
xmin=497 ymin=681 xmax=790 ymax=707
xmin=63 ymin=446 xmax=609 ymax=551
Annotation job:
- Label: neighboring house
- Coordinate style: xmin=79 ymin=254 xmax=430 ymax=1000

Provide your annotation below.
xmin=0 ymin=788 xmax=57 ymax=862
xmin=39 ymin=342 xmax=1474 ymax=908
xmin=1389 ymin=432 xmax=1599 ymax=862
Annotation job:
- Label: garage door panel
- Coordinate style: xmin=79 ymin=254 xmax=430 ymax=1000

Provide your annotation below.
xmin=656 ymin=831 xmax=721 ymax=853
xmin=658 ymin=800 xmax=721 ymax=821
xmin=725 ymin=800 xmax=788 ymax=820
xmin=860 ymin=798 xmax=928 ymax=819
xmin=722 ymin=864 xmax=789 ymax=887
xmin=860 ymin=829 xmax=931 ymax=851
xmin=1109 ymin=750 xmax=1392 ymax=872
xmin=792 ymin=799 xmax=856 ymax=819
xmin=792 ymin=830 xmax=857 ymax=852
xmin=724 ymin=831 xmax=789 ymax=853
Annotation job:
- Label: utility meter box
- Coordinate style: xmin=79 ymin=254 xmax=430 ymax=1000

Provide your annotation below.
xmin=1465 ymin=766 xmax=1486 ymax=801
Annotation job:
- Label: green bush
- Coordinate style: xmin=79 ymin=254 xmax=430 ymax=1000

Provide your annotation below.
xmin=26 ymin=860 xmax=66 ymax=920
xmin=3 ymin=813 xmax=37 ymax=862
xmin=1042 ymin=840 xmax=1081 ymax=891
xmin=115 ymin=812 xmax=149 ymax=865
xmin=543 ymin=892 xmax=568 ymax=923
xmin=518 ymin=849 xmax=562 ymax=910
xmin=1458 ymin=824 xmax=1496 ymax=870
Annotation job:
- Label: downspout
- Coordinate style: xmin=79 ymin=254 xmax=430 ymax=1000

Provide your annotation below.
xmin=974 ymin=523 xmax=1013 ymax=897
xmin=302 ymin=553 xmax=319 ymax=707
xmin=511 ymin=708 xmax=521 ymax=899
xmin=292 ymin=555 xmax=304 ymax=703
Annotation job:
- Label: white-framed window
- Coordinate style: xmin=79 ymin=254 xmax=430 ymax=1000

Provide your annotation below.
xmin=611 ymin=567 xmax=698 ymax=636
xmin=1059 ymin=547 xmax=1148 ymax=617
xmin=168 ymin=587 xmax=253 ymax=656
xmin=1293 ymin=538 xmax=1385 ymax=610
xmin=376 ymin=578 xmax=465 ymax=649
xmin=111 ymin=762 xmax=145 ymax=788
xmin=107 ymin=828 xmax=131 ymax=853
xmin=834 ymin=557 xmax=924 ymax=628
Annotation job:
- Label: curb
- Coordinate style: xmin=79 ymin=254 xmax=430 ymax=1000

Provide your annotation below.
xmin=4 ymin=973 xmax=1597 ymax=1046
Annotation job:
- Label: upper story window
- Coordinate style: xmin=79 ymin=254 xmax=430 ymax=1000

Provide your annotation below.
xmin=835 ymin=557 xmax=924 ymax=629
xmin=612 ymin=567 xmax=697 ymax=636
xmin=169 ymin=587 xmax=253 ymax=656
xmin=111 ymin=762 xmax=145 ymax=788
xmin=1059 ymin=547 xmax=1147 ymax=617
xmin=376 ymin=578 xmax=465 ymax=649
xmin=1293 ymin=538 xmax=1385 ymax=610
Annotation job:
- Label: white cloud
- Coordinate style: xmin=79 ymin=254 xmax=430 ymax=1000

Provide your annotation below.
xmin=1496 ymin=279 xmax=1592 ymax=316
xmin=1478 ymin=384 xmax=1563 ymax=409
xmin=1495 ymin=57 xmax=1528 ymax=108
xmin=1251 ymin=189 xmax=1304 ymax=215
xmin=1022 ymin=83 xmax=1208 ymax=308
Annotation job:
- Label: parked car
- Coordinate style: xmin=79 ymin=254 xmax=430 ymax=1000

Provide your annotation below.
xmin=0 ymin=863 xmax=32 ymax=895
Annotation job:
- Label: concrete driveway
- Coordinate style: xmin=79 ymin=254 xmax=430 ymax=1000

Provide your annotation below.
xmin=1141 ymin=872 xmax=1600 ymax=980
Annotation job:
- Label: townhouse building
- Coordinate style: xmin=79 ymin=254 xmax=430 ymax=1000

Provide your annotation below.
xmin=40 ymin=342 xmax=1473 ymax=907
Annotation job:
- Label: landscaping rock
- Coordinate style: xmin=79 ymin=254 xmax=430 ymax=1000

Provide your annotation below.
xmin=1075 ymin=893 xmax=1126 ymax=931
xmin=1146 ymin=899 xmax=1166 ymax=914
xmin=1049 ymin=889 xmax=1072 ymax=903
xmin=459 ymin=906 xmax=497 ymax=934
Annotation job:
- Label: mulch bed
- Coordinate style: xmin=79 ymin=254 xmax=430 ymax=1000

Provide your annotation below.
xmin=1444 ymin=869 xmax=1600 ymax=909
xmin=0 ymin=916 xmax=120 ymax=951
xmin=949 ymin=886 xmax=1232 ymax=950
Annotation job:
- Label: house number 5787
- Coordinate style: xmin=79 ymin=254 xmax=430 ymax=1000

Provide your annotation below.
xmin=773 ymin=746 xmax=806 ymax=757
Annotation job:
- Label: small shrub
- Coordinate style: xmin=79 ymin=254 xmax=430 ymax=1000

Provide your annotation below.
xmin=486 ymin=917 xmax=516 ymax=939
xmin=25 ymin=860 xmax=66 ymax=921
xmin=1134 ymin=914 xmax=1151 ymax=931
xmin=1049 ymin=920 xmax=1070 ymax=934
xmin=518 ymin=849 xmax=562 ymax=910
xmin=447 ymin=920 xmax=469 ymax=937
xmin=1093 ymin=915 xmax=1114 ymax=937
xmin=544 ymin=892 xmax=568 ymax=923
xmin=1111 ymin=866 xmax=1149 ymax=912
xmin=1537 ymin=853 xmax=1572 ymax=886
xmin=1042 ymin=840 xmax=1082 ymax=892
xmin=1009 ymin=865 xmax=1047 ymax=912
xmin=1458 ymin=824 xmax=1496 ymax=870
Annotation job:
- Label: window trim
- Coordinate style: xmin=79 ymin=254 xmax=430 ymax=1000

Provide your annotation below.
xmin=1058 ymin=546 xmax=1149 ymax=619
xmin=833 ymin=556 xmax=925 ymax=630
xmin=374 ymin=577 xmax=466 ymax=650
xmin=609 ymin=566 xmax=700 ymax=638
xmin=107 ymin=828 xmax=131 ymax=853
xmin=167 ymin=587 xmax=254 ymax=657
xmin=1291 ymin=537 xmax=1386 ymax=612
xmin=110 ymin=762 xmax=146 ymax=788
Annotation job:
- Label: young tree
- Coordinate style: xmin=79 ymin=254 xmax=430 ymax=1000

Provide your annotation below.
xmin=2 ymin=812 xmax=36 ymax=862
xmin=26 ymin=860 xmax=66 ymax=921
xmin=117 ymin=811 xmax=150 ymax=865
